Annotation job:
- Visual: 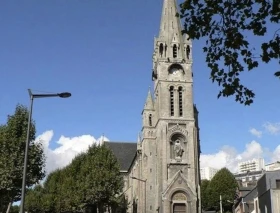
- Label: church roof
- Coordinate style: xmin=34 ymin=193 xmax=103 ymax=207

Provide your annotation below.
xmin=105 ymin=141 xmax=137 ymax=171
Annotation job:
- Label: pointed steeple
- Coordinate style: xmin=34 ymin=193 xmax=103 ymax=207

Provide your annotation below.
xmin=159 ymin=0 xmax=183 ymax=43
xmin=144 ymin=88 xmax=154 ymax=110
xmin=152 ymin=0 xmax=190 ymax=63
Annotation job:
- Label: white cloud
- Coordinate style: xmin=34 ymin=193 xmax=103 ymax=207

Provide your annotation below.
xmin=249 ymin=128 xmax=262 ymax=138
xmin=263 ymin=122 xmax=280 ymax=135
xmin=200 ymin=140 xmax=276 ymax=173
xmin=37 ymin=130 xmax=279 ymax=176
xmin=272 ymin=145 xmax=280 ymax=162
xmin=35 ymin=130 xmax=109 ymax=174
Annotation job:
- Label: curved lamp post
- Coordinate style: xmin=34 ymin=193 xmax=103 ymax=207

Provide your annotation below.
xmin=131 ymin=176 xmax=147 ymax=213
xmin=19 ymin=89 xmax=71 ymax=213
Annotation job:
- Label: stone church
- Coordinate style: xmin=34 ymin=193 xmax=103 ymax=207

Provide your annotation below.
xmin=105 ymin=0 xmax=201 ymax=212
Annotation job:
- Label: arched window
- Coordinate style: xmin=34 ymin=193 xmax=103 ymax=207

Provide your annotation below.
xmin=149 ymin=114 xmax=152 ymax=126
xmin=170 ymin=86 xmax=174 ymax=116
xmin=178 ymin=87 xmax=183 ymax=116
xmin=173 ymin=44 xmax=177 ymax=58
xmin=159 ymin=43 xmax=164 ymax=57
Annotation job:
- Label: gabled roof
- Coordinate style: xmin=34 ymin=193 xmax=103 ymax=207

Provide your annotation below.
xmin=105 ymin=141 xmax=137 ymax=171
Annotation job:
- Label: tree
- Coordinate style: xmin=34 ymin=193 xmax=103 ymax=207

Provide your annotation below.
xmin=179 ymin=0 xmax=280 ymax=105
xmin=200 ymin=179 xmax=210 ymax=210
xmin=10 ymin=205 xmax=20 ymax=213
xmin=80 ymin=144 xmax=124 ymax=212
xmin=206 ymin=168 xmax=238 ymax=211
xmin=25 ymin=144 xmax=124 ymax=213
xmin=25 ymin=185 xmax=46 ymax=213
xmin=0 ymin=104 xmax=46 ymax=211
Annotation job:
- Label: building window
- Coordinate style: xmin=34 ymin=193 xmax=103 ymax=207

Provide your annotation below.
xmin=150 ymin=168 xmax=152 ymax=173
xmin=173 ymin=44 xmax=177 ymax=58
xmin=276 ymin=180 xmax=280 ymax=189
xmin=150 ymin=185 xmax=152 ymax=190
xmin=170 ymin=86 xmax=174 ymax=116
xmin=149 ymin=114 xmax=152 ymax=126
xmin=178 ymin=87 xmax=183 ymax=116
xmin=159 ymin=43 xmax=163 ymax=57
xmin=186 ymin=45 xmax=190 ymax=59
xmin=150 ymin=205 xmax=152 ymax=210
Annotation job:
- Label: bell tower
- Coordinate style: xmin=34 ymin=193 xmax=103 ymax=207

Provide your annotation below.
xmin=140 ymin=0 xmax=201 ymax=212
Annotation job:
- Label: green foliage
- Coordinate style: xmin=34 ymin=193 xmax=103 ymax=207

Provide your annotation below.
xmin=10 ymin=205 xmax=20 ymax=213
xmin=25 ymin=144 xmax=125 ymax=213
xmin=205 ymin=168 xmax=238 ymax=211
xmin=180 ymin=0 xmax=280 ymax=105
xmin=0 ymin=104 xmax=45 ymax=211
xmin=201 ymin=179 xmax=210 ymax=210
xmin=25 ymin=185 xmax=46 ymax=213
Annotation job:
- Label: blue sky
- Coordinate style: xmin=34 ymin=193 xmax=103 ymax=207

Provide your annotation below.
xmin=0 ymin=0 xmax=279 ymax=173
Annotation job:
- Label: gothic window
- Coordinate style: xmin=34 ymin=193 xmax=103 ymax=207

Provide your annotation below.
xmin=173 ymin=44 xmax=177 ymax=58
xmin=169 ymin=86 xmax=174 ymax=116
xmin=149 ymin=114 xmax=152 ymax=126
xmin=186 ymin=45 xmax=190 ymax=59
xmin=178 ymin=87 xmax=183 ymax=116
xmin=159 ymin=43 xmax=164 ymax=57
xmin=132 ymin=199 xmax=138 ymax=213
xmin=165 ymin=44 xmax=167 ymax=57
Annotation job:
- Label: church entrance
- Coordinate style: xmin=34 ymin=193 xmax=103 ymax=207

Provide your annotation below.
xmin=171 ymin=192 xmax=188 ymax=213
xmin=173 ymin=203 xmax=186 ymax=213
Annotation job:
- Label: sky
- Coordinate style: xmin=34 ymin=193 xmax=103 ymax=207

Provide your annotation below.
xmin=0 ymin=0 xmax=280 ymax=175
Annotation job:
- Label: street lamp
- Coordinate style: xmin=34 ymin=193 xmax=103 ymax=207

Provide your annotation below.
xmin=131 ymin=176 xmax=147 ymax=213
xmin=19 ymin=89 xmax=71 ymax=213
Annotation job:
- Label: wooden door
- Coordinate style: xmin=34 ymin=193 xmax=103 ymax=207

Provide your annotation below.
xmin=173 ymin=203 xmax=186 ymax=213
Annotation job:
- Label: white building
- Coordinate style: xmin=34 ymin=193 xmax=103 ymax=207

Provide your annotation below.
xmin=238 ymin=158 xmax=265 ymax=174
xmin=265 ymin=161 xmax=280 ymax=171
xmin=200 ymin=167 xmax=219 ymax=180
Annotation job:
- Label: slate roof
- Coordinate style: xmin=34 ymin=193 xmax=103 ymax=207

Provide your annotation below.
xmin=105 ymin=141 xmax=137 ymax=172
xmin=234 ymin=170 xmax=264 ymax=178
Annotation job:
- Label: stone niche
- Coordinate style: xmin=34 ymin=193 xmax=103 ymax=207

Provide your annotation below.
xmin=168 ymin=124 xmax=188 ymax=162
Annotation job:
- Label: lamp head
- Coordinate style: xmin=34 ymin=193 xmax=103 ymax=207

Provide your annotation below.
xmin=58 ymin=92 xmax=71 ymax=98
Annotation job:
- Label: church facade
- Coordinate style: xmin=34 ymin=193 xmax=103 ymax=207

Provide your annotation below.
xmin=105 ymin=0 xmax=201 ymax=212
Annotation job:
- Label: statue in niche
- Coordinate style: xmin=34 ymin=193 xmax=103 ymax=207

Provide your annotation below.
xmin=174 ymin=139 xmax=184 ymax=160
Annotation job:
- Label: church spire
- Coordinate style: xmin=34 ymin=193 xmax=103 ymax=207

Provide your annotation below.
xmin=152 ymin=0 xmax=191 ymax=66
xmin=144 ymin=88 xmax=154 ymax=110
xmin=159 ymin=0 xmax=182 ymax=43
